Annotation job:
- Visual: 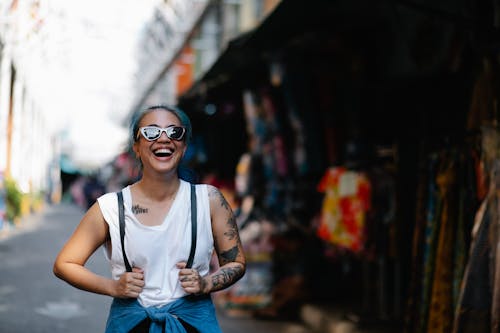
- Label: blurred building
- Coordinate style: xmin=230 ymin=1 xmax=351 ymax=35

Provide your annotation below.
xmin=128 ymin=0 xmax=500 ymax=332
xmin=129 ymin=0 xmax=280 ymax=112
xmin=0 ymin=0 xmax=61 ymax=212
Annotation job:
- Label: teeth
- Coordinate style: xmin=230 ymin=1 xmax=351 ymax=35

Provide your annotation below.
xmin=153 ymin=148 xmax=173 ymax=157
xmin=154 ymin=148 xmax=172 ymax=154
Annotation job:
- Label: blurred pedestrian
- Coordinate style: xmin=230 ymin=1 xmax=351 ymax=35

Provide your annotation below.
xmin=69 ymin=176 xmax=86 ymax=209
xmin=83 ymin=174 xmax=106 ymax=209
xmin=53 ymin=105 xmax=246 ymax=332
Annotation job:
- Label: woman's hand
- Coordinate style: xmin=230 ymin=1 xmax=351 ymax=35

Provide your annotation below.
xmin=177 ymin=262 xmax=207 ymax=295
xmin=113 ymin=267 xmax=145 ymax=298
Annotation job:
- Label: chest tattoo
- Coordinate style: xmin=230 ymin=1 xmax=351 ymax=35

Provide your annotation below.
xmin=132 ymin=204 xmax=148 ymax=214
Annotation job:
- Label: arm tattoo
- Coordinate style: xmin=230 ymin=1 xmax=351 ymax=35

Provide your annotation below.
xmin=210 ymin=185 xmax=243 ymax=265
xmin=211 ymin=266 xmax=244 ymax=291
xmin=224 ymin=215 xmax=239 ymax=240
xmin=209 ymin=187 xmax=230 ymax=211
xmin=132 ymin=204 xmax=148 ymax=214
xmin=219 ymin=245 xmax=240 ymax=265
xmin=213 ymin=235 xmax=220 ymax=253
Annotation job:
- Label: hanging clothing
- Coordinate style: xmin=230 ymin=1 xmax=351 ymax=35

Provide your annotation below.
xmin=317 ymin=167 xmax=371 ymax=253
xmin=404 ymin=148 xmax=429 ymax=333
xmin=427 ymin=161 xmax=458 ymax=333
xmin=405 ymin=147 xmax=478 ymax=333
xmin=452 ymin=151 xmax=477 ymax=311
xmin=417 ymin=154 xmax=443 ymax=333
xmin=453 ymin=196 xmax=492 ymax=333
xmin=453 ymin=126 xmax=500 ymax=332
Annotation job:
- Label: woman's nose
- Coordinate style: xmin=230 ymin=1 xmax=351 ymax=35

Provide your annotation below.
xmin=157 ymin=131 xmax=171 ymax=142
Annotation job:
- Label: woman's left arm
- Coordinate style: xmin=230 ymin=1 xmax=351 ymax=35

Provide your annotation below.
xmin=179 ymin=185 xmax=246 ymax=295
xmin=207 ymin=185 xmax=246 ymax=292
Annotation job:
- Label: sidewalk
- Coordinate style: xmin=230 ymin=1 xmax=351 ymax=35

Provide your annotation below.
xmin=0 ymin=203 xmax=318 ymax=333
xmin=299 ymin=303 xmax=402 ymax=333
xmin=0 ymin=207 xmax=45 ymax=241
xmin=4 ymin=204 xmax=401 ymax=333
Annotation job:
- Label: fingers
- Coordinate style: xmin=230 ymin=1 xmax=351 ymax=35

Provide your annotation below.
xmin=177 ymin=266 xmax=205 ymax=295
xmin=178 ymin=267 xmax=198 ymax=279
xmin=115 ymin=267 xmax=145 ymax=298
xmin=177 ymin=261 xmax=196 ymax=277
xmin=131 ymin=267 xmax=145 ymax=282
xmin=126 ymin=271 xmax=145 ymax=287
xmin=176 ymin=261 xmax=187 ymax=269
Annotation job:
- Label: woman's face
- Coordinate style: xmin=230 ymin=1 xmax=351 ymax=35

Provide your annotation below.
xmin=133 ymin=109 xmax=187 ymax=175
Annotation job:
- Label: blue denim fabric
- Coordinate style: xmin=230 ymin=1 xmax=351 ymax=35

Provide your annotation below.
xmin=105 ymin=295 xmax=222 ymax=333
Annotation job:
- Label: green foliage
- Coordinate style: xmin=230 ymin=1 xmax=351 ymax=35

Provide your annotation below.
xmin=4 ymin=177 xmax=22 ymax=222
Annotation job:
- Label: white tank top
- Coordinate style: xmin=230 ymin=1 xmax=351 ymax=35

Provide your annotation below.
xmin=97 ymin=180 xmax=214 ymax=308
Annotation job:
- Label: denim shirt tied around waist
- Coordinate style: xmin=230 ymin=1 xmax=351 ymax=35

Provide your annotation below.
xmin=105 ymin=295 xmax=222 ymax=333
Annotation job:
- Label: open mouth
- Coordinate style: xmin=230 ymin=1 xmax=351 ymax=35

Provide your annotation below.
xmin=153 ymin=148 xmax=173 ymax=157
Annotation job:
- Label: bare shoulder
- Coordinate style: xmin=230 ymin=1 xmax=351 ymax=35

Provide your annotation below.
xmin=85 ymin=201 xmax=107 ymax=223
xmin=207 ymin=184 xmax=231 ymax=212
xmin=76 ymin=201 xmax=109 ymax=242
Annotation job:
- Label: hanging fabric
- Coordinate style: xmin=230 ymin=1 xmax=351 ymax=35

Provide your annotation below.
xmin=316 ymin=167 xmax=371 ymax=253
xmin=406 ymin=142 xmax=479 ymax=333
xmin=417 ymin=154 xmax=443 ymax=333
xmin=427 ymin=156 xmax=458 ymax=333
xmin=453 ymin=126 xmax=500 ymax=333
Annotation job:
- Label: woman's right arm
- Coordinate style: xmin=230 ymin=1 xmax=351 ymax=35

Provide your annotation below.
xmin=53 ymin=202 xmax=144 ymax=298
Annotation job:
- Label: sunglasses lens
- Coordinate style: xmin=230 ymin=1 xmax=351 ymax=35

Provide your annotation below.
xmin=139 ymin=126 xmax=185 ymax=141
xmin=166 ymin=126 xmax=185 ymax=140
xmin=142 ymin=127 xmax=162 ymax=140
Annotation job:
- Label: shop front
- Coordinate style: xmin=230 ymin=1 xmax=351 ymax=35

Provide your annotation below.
xmin=178 ymin=0 xmax=500 ymax=331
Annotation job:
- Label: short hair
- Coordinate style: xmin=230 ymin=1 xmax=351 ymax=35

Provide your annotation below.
xmin=131 ymin=104 xmax=192 ymax=145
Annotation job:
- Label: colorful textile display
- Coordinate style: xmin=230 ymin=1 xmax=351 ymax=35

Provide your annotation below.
xmin=316 ymin=167 xmax=371 ymax=253
xmin=405 ymin=147 xmax=478 ymax=333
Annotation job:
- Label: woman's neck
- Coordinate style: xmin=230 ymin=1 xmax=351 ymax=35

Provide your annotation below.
xmin=134 ymin=173 xmax=181 ymax=202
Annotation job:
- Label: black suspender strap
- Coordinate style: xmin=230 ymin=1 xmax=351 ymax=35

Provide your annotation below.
xmin=117 ymin=191 xmax=132 ymax=272
xmin=116 ymin=184 xmax=197 ymax=272
xmin=186 ymin=183 xmax=197 ymax=269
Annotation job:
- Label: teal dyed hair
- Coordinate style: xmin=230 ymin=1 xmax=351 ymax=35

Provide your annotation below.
xmin=131 ymin=104 xmax=192 ymax=145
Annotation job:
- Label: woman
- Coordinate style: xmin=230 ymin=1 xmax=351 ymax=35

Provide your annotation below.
xmin=53 ymin=105 xmax=246 ymax=332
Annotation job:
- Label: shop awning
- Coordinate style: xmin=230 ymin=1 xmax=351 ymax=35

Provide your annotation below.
xmin=179 ymin=0 xmax=337 ymax=102
xmin=179 ymin=0 xmax=478 ymax=104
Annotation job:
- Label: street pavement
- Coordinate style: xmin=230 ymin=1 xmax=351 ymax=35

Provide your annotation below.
xmin=0 ymin=203 xmax=311 ymax=333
